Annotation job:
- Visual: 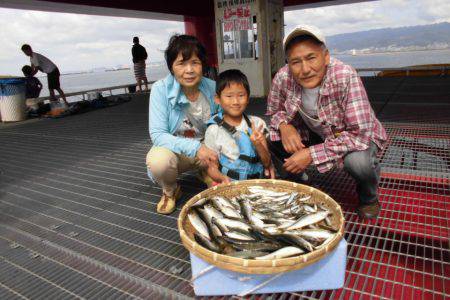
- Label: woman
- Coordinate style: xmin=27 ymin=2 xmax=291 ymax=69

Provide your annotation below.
xmin=147 ymin=34 xmax=219 ymax=215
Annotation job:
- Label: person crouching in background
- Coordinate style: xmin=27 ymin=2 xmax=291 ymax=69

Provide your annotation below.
xmin=22 ymin=65 xmax=47 ymax=115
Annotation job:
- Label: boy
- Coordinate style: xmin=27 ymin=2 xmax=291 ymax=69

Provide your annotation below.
xmin=203 ymin=69 xmax=274 ymax=184
xmin=22 ymin=65 xmax=43 ymax=99
xmin=22 ymin=65 xmax=49 ymax=115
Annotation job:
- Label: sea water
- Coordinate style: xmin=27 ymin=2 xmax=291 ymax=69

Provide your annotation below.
xmin=38 ymin=49 xmax=450 ymax=100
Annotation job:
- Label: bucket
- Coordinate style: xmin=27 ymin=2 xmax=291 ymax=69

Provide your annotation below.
xmin=0 ymin=78 xmax=27 ymax=122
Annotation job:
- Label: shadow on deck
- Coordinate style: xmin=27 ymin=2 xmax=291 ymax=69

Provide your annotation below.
xmin=0 ymin=76 xmax=449 ymax=299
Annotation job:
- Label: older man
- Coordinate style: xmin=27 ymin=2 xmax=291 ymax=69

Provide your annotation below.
xmin=267 ymin=25 xmax=387 ymax=219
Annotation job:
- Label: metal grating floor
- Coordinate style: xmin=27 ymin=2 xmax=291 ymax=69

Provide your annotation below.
xmin=0 ymin=77 xmax=449 ymax=299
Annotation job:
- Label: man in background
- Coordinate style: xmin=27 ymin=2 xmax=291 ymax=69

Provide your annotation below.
xmin=21 ymin=44 xmax=69 ymax=106
xmin=132 ymin=37 xmax=149 ymax=92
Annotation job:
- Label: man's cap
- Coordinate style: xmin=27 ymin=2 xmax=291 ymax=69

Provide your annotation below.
xmin=284 ymin=25 xmax=326 ymax=51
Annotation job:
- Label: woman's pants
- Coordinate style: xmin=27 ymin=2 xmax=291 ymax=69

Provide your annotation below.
xmin=146 ymin=147 xmax=203 ymax=196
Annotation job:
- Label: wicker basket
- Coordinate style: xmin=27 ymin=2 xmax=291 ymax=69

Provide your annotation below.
xmin=178 ymin=179 xmax=345 ymax=274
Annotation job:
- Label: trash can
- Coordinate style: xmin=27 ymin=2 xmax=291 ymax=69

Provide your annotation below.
xmin=0 ymin=77 xmax=27 ymax=122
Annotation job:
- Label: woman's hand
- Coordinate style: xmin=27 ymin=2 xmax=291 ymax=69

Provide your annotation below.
xmin=279 ymin=123 xmax=304 ymax=154
xmin=219 ymin=176 xmax=231 ymax=185
xmin=196 ymin=144 xmax=218 ymax=167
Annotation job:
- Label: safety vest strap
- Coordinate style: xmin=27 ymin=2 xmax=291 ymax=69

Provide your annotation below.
xmin=213 ymin=115 xmax=236 ymax=134
xmin=213 ymin=114 xmax=252 ymax=135
xmin=219 ymin=163 xmax=261 ymax=180
xmin=238 ymin=154 xmax=259 ymax=163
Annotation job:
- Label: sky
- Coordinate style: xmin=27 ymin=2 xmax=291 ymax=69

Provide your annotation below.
xmin=1 ymin=0 xmax=450 ymax=75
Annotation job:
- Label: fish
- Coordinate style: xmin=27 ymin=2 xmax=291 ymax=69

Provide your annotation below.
xmin=187 ymin=187 xmax=337 ymax=260
xmin=263 ymin=226 xmax=282 ymax=235
xmin=248 ymin=186 xmax=289 ymax=197
xmin=273 ymin=233 xmax=315 ymax=252
xmin=254 ymin=246 xmax=304 ymax=260
xmin=285 ymin=192 xmax=299 ymax=206
xmin=284 ymin=211 xmax=330 ymax=231
xmin=194 ymin=232 xmax=221 ymax=252
xmin=294 ymin=229 xmax=334 ymax=240
xmin=317 ymin=222 xmax=339 ymax=233
xmin=197 ymin=208 xmax=222 ymax=237
xmin=225 ymin=231 xmax=255 ymax=241
xmin=238 ymin=198 xmax=265 ymax=227
xmin=238 ymin=197 xmax=253 ymax=221
xmin=231 ymin=241 xmax=282 ymax=252
xmin=264 ymin=218 xmax=296 ymax=227
xmin=298 ymin=195 xmax=312 ymax=202
xmin=212 ymin=198 xmax=242 ymax=219
xmin=204 ymin=204 xmax=224 ymax=220
xmin=303 ymin=204 xmax=317 ymax=213
xmin=211 ymin=217 xmax=229 ymax=233
xmin=188 ymin=211 xmax=211 ymax=240
xmin=212 ymin=196 xmax=235 ymax=209
xmin=192 ymin=197 xmax=209 ymax=207
xmin=215 ymin=218 xmax=252 ymax=233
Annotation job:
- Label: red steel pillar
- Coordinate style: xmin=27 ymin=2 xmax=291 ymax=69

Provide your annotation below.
xmin=184 ymin=16 xmax=217 ymax=67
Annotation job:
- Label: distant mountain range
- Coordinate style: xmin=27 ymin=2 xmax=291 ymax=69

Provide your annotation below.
xmin=327 ymin=22 xmax=450 ymax=54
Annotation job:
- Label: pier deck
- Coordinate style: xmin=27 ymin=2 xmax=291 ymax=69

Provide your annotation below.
xmin=0 ymin=76 xmax=449 ymax=299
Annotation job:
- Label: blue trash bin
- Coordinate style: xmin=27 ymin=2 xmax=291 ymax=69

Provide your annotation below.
xmin=0 ymin=77 xmax=27 ymax=122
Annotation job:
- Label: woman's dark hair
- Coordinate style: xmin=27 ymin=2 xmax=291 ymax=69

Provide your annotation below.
xmin=22 ymin=65 xmax=33 ymax=76
xmin=165 ymin=34 xmax=207 ymax=74
xmin=216 ymin=69 xmax=250 ymax=96
xmin=21 ymin=44 xmax=31 ymax=52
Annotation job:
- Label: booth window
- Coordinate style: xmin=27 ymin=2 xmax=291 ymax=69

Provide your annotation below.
xmin=221 ymin=16 xmax=257 ymax=60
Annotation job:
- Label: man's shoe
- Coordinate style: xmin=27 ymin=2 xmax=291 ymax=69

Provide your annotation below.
xmin=356 ymin=200 xmax=380 ymax=219
xmin=157 ymin=185 xmax=182 ymax=215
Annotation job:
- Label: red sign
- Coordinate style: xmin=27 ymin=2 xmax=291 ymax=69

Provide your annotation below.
xmin=224 ymin=18 xmax=251 ymax=32
xmin=224 ymin=6 xmax=251 ymax=20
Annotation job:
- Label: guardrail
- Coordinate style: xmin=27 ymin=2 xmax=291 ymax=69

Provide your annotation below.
xmin=355 ymin=66 xmax=450 ymax=76
xmin=36 ymin=65 xmax=449 ymax=102
xmin=36 ymin=81 xmax=155 ymax=102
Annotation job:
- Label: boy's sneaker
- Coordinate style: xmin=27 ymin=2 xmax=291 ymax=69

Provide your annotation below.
xmin=156 ymin=185 xmax=182 ymax=215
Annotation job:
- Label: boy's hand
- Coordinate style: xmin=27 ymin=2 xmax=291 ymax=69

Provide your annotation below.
xmin=264 ymin=164 xmax=276 ymax=179
xmin=250 ymin=122 xmax=266 ymax=146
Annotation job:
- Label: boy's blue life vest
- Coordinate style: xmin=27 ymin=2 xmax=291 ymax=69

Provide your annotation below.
xmin=207 ymin=112 xmax=264 ymax=181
